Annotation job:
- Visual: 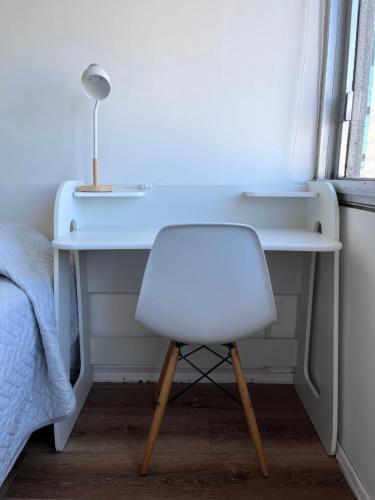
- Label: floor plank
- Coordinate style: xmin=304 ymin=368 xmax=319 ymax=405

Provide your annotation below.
xmin=1 ymin=383 xmax=353 ymax=499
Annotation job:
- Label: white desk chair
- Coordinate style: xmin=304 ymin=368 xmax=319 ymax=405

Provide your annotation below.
xmin=136 ymin=224 xmax=277 ymax=477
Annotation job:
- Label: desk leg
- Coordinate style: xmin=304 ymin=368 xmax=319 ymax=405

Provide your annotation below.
xmin=54 ymin=250 xmax=93 ymax=451
xmin=294 ymin=251 xmax=339 ymax=455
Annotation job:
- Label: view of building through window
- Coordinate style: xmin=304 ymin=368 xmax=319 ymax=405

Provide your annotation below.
xmin=361 ymin=21 xmax=375 ymax=178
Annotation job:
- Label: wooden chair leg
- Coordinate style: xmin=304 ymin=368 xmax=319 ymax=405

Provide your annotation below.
xmin=153 ymin=341 xmax=175 ymax=404
xmin=230 ymin=343 xmax=269 ymax=477
xmin=140 ymin=343 xmax=180 ymax=476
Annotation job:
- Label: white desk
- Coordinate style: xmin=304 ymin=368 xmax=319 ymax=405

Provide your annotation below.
xmin=52 ymin=180 xmax=341 ymax=455
xmin=53 ymin=225 xmax=341 ymax=252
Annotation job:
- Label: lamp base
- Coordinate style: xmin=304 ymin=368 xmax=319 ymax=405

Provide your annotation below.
xmin=77 ymin=185 xmax=112 ymax=192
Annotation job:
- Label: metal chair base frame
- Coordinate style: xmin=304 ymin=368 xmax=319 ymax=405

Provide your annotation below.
xmin=168 ymin=343 xmax=241 ymax=405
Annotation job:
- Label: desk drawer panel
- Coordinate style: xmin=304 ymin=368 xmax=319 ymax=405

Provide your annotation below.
xmin=86 ymin=250 xmax=149 ymax=293
xmin=88 ymin=292 xmax=298 ymax=339
xmin=88 ymin=292 xmax=149 ymax=337
xmin=85 ymin=250 xmax=303 ymax=295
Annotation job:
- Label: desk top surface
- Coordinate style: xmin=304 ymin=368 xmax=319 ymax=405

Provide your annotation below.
xmin=52 ymin=226 xmax=342 ymax=252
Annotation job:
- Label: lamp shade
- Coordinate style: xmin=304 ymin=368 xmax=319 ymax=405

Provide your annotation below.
xmin=81 ymin=63 xmax=110 ymax=100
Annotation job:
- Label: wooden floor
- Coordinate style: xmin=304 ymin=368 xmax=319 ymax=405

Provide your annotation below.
xmin=1 ymin=383 xmax=353 ymax=499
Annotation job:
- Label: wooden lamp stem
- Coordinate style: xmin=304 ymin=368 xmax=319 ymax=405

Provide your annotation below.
xmin=93 ymin=158 xmax=99 ymax=186
xmin=78 ymin=160 xmax=111 ymax=192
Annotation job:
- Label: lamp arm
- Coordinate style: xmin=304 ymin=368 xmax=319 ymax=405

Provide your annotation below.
xmin=93 ymin=100 xmax=100 ymax=159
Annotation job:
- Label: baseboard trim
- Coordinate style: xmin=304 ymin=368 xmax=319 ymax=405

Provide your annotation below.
xmin=336 ymin=443 xmax=370 ymax=500
xmin=92 ymin=364 xmax=293 ymax=384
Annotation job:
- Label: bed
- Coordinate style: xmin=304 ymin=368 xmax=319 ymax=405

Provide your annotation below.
xmin=0 ymin=220 xmax=76 ymax=485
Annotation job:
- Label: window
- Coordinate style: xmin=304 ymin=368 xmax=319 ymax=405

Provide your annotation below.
xmin=339 ymin=0 xmax=375 ymax=179
xmin=315 ymin=0 xmax=375 ymax=205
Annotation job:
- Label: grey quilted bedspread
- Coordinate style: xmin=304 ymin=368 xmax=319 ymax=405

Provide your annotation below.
xmin=0 ymin=220 xmax=76 ymax=484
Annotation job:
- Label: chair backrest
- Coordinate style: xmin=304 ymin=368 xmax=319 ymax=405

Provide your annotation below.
xmin=136 ymin=224 xmax=276 ymax=344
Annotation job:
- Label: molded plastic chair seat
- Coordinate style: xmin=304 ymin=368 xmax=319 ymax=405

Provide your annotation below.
xmin=136 ymin=224 xmax=276 ymax=344
xmin=135 ymin=224 xmax=276 ymax=477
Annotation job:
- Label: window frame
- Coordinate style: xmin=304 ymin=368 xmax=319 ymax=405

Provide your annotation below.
xmin=317 ymin=0 xmax=375 ymax=208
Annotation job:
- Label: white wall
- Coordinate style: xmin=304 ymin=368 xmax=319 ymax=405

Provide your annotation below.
xmin=339 ymin=206 xmax=375 ymax=499
xmin=0 ymin=0 xmax=323 ymax=237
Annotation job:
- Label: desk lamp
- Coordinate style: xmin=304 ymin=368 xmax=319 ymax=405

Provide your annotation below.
xmin=79 ymin=63 xmax=112 ymax=192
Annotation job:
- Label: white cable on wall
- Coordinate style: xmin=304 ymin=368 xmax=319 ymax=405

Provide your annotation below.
xmin=314 ymin=0 xmax=331 ymax=180
xmin=288 ymin=0 xmax=310 ymax=181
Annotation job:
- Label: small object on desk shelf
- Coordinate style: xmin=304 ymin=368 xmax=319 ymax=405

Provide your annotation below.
xmin=78 ymin=63 xmax=112 ymax=193
xmin=139 ymin=183 xmax=153 ymax=190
